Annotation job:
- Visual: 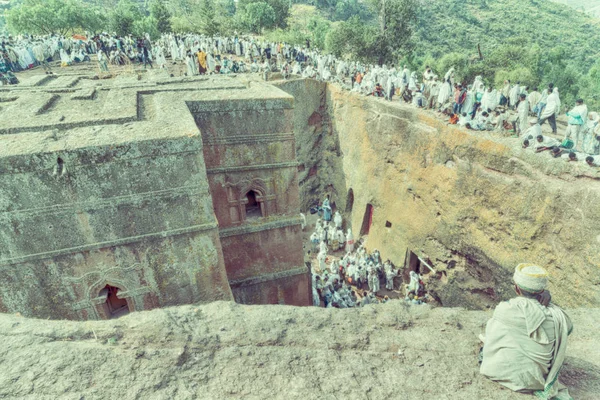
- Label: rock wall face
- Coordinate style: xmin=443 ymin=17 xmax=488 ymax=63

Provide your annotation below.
xmin=0 ymin=126 xmax=232 ymax=319
xmin=324 ymin=85 xmax=600 ymax=308
xmin=274 ymin=79 xmax=347 ymax=211
xmin=191 ymin=90 xmax=310 ymax=306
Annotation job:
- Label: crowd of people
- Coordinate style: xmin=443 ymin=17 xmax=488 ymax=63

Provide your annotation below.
xmin=306 ymin=196 xmax=428 ymax=308
xmin=4 ymin=32 xmax=600 ymax=167
xmin=1 ymin=29 xmax=580 ymax=399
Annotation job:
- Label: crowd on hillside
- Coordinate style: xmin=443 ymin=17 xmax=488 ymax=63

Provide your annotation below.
xmin=3 ymin=32 xmax=600 ymax=165
xmin=307 ymin=196 xmax=429 ymax=308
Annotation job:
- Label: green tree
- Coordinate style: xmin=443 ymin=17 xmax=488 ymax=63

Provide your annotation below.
xmin=306 ymin=16 xmax=331 ymax=50
xmin=314 ymin=0 xmax=338 ymax=18
xmin=334 ymin=0 xmax=372 ymax=22
xmin=6 ymin=0 xmax=105 ymax=35
xmin=242 ymin=1 xmax=276 ymax=33
xmin=238 ymin=0 xmax=289 ymax=28
xmin=220 ymin=0 xmax=236 ymax=16
xmin=436 ymin=52 xmax=470 ymax=83
xmin=199 ymin=0 xmax=220 ymax=36
xmin=149 ymin=0 xmax=171 ymax=33
xmin=325 ymin=17 xmax=376 ymax=61
xmin=368 ymin=0 xmax=418 ymax=65
xmin=266 ymin=0 xmax=290 ymax=28
xmin=133 ymin=16 xmax=160 ymax=39
xmin=110 ymin=0 xmax=142 ymax=36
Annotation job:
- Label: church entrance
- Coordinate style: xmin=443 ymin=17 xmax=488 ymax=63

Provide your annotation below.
xmin=99 ymin=285 xmax=130 ymax=319
xmin=360 ymin=203 xmax=373 ymax=236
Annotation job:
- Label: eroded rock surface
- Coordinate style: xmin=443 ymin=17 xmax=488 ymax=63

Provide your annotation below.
xmin=0 ymin=302 xmax=598 ymax=399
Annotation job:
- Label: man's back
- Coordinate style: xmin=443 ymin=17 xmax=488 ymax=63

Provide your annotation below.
xmin=481 ymin=297 xmax=572 ymax=397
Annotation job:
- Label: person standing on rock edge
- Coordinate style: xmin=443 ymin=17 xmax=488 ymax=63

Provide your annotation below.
xmin=480 ymin=263 xmax=573 ymax=400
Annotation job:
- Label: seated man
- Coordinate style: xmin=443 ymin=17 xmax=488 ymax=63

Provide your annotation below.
xmin=480 ymin=263 xmax=573 ymax=400
xmin=520 ymin=118 xmax=542 ymax=142
xmin=586 ymin=155 xmax=599 ymax=167
xmin=492 ymin=110 xmax=507 ymax=132
xmin=458 ymin=112 xmax=472 ymax=128
xmin=467 ymin=111 xmax=490 ymax=131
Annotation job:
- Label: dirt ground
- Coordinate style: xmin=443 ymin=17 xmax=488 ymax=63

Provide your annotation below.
xmin=0 ymin=302 xmax=598 ymax=400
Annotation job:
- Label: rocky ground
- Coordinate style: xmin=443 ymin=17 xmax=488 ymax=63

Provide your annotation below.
xmin=0 ymin=302 xmax=598 ymax=400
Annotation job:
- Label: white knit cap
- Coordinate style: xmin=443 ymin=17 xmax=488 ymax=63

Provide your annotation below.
xmin=513 ymin=263 xmax=548 ymax=294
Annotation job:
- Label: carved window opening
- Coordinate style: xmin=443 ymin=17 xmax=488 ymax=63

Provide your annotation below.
xmin=99 ymin=285 xmax=130 ymax=319
xmin=245 ymin=190 xmax=263 ymax=219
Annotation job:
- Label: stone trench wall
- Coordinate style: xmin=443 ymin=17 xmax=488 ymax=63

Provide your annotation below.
xmin=273 ymin=79 xmax=347 ymax=212
xmin=279 ymin=78 xmax=600 ymax=309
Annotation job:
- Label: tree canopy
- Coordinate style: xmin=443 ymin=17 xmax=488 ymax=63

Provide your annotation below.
xmin=242 ymin=2 xmax=276 ymax=33
xmin=149 ymin=0 xmax=172 ymax=34
xmin=6 ymin=0 xmax=105 ymax=35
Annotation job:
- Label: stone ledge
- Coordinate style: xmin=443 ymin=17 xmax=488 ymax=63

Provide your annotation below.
xmin=70 ymin=88 xmax=96 ymax=100
xmin=206 ymin=161 xmax=299 ymax=174
xmin=0 ymin=222 xmax=219 ymax=267
xmin=19 ymin=75 xmax=53 ymax=87
xmin=1 ymin=184 xmax=209 ymax=218
xmin=228 ymin=265 xmax=309 ymax=288
xmin=202 ymin=133 xmax=295 ymax=145
xmin=219 ymin=216 xmax=303 ymax=238
xmin=46 ymin=76 xmax=81 ymax=88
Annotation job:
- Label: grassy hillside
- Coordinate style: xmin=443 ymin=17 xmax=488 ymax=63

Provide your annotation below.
xmin=551 ymin=0 xmax=600 ymax=16
xmin=413 ymin=0 xmax=600 ymax=71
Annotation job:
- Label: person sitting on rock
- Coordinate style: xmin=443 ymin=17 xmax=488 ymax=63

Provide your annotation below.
xmin=480 ymin=263 xmax=573 ymax=399
xmin=373 ymin=82 xmax=384 ymax=98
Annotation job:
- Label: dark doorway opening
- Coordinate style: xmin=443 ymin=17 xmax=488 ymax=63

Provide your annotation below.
xmin=245 ymin=190 xmax=262 ymax=219
xmin=99 ymin=285 xmax=130 ymax=319
xmin=360 ymin=203 xmax=373 ymax=236
xmin=405 ymin=251 xmax=421 ymax=274
xmin=403 ymin=250 xmax=434 ymax=280
xmin=345 ymin=189 xmax=354 ymax=213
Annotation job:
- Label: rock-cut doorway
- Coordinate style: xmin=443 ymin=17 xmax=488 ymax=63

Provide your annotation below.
xmin=99 ymin=285 xmax=130 ymax=319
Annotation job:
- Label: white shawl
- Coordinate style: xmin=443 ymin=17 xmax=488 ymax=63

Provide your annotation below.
xmin=480 ymin=297 xmax=572 ymax=399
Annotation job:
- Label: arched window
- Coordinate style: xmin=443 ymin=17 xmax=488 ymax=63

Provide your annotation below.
xmin=245 ymin=190 xmax=262 ymax=219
